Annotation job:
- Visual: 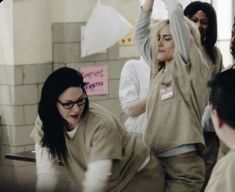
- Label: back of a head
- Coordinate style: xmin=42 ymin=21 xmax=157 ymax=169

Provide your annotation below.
xmin=209 ymin=69 xmax=235 ymax=129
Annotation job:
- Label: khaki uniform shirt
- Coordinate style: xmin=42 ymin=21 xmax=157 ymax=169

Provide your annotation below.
xmin=202 ymin=46 xmax=223 ymax=80
xmin=33 ymin=103 xmax=149 ymax=192
xmin=205 ymin=149 xmax=235 ymax=192
xmin=202 ymin=46 xmax=223 ymax=106
xmin=144 ymin=48 xmax=208 ymax=153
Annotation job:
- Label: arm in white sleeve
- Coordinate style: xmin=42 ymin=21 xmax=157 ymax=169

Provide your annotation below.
xmin=119 ymin=61 xmax=147 ymax=117
xmin=36 ymin=143 xmax=60 ymax=192
xmin=127 ymin=98 xmax=147 ymax=117
xmin=83 ymin=159 xmax=112 ymax=192
xmin=163 ymin=0 xmax=191 ymax=62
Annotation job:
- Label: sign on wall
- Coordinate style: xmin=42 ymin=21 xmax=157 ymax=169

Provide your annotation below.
xmin=80 ymin=65 xmax=108 ymax=96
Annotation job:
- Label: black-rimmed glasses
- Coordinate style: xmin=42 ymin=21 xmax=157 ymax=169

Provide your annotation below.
xmin=58 ymin=97 xmax=88 ymax=109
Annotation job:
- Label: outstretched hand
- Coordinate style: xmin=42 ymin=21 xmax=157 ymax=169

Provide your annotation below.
xmin=142 ymin=0 xmax=155 ymax=12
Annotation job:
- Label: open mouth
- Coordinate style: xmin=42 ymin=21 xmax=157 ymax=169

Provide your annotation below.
xmin=158 ymin=49 xmax=165 ymax=53
xmin=71 ymin=114 xmax=80 ymax=120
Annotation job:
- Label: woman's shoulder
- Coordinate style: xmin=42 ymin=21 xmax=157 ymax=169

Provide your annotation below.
xmin=218 ymin=150 xmax=235 ymax=173
xmin=88 ymin=103 xmax=118 ymax=125
xmin=86 ymin=103 xmax=125 ymax=134
xmin=89 ymin=103 xmax=110 ymax=115
xmin=214 ymin=46 xmax=222 ymax=54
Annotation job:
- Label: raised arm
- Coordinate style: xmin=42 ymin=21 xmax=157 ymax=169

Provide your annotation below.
xmin=163 ymin=0 xmax=191 ymax=62
xmin=142 ymin=0 xmax=154 ymax=11
xmin=134 ymin=0 xmax=154 ymax=66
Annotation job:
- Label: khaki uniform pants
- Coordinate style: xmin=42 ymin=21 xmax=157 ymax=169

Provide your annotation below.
xmin=122 ymin=154 xmax=165 ymax=192
xmin=202 ymin=132 xmax=220 ymax=191
xmin=159 ymin=152 xmax=205 ymax=192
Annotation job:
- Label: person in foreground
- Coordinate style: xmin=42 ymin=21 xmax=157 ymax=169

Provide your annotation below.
xmin=135 ymin=0 xmax=208 ymax=191
xmin=202 ymin=16 xmax=235 ymax=162
xmin=217 ymin=16 xmax=235 ymax=159
xmin=205 ymin=69 xmax=235 ymax=192
xmin=32 ymin=67 xmax=165 ymax=192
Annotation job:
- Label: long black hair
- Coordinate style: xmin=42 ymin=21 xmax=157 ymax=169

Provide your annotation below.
xmin=230 ymin=17 xmax=235 ymax=59
xmin=184 ymin=1 xmax=218 ymax=63
xmin=38 ymin=67 xmax=89 ymax=161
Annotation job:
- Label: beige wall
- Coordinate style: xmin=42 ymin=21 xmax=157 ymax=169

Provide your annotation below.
xmin=0 ymin=0 xmax=14 ymax=65
xmin=50 ymin=0 xmax=139 ymax=23
xmin=13 ymin=0 xmax=52 ymax=65
xmin=11 ymin=0 xmax=139 ymax=66
xmin=214 ymin=0 xmax=233 ymax=67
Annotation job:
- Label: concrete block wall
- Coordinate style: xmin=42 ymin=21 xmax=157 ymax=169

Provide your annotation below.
xmin=0 ymin=64 xmax=52 ymax=162
xmin=0 ymin=63 xmax=52 ymax=191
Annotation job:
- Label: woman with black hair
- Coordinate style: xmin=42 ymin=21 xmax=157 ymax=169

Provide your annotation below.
xmin=32 ymin=67 xmax=164 ymax=192
xmin=184 ymin=1 xmax=223 ymax=78
xmin=184 ymin=2 xmax=223 ymax=187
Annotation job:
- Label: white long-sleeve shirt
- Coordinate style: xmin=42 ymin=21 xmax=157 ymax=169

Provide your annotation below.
xmin=119 ymin=58 xmax=150 ymax=135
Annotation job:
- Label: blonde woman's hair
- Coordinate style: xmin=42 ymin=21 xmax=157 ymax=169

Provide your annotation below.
xmin=149 ymin=17 xmax=202 ymax=76
xmin=150 ymin=19 xmax=170 ymax=75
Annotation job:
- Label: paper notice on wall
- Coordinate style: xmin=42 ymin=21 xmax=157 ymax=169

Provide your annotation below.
xmin=80 ymin=65 xmax=108 ymax=96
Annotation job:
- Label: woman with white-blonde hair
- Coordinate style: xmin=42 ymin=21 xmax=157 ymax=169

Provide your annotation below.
xmin=135 ymin=0 xmax=209 ymax=191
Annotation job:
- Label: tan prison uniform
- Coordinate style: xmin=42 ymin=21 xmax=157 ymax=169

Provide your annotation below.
xmin=135 ymin=0 xmax=208 ymax=191
xmin=135 ymin=2 xmax=208 ymax=152
xmin=202 ymin=46 xmax=223 ymax=80
xmin=33 ymin=103 xmax=165 ymax=192
xmin=145 ymin=51 xmax=208 ymax=152
xmin=205 ymin=149 xmax=235 ymax=192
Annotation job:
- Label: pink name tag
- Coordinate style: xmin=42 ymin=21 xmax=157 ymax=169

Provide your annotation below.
xmin=160 ymin=86 xmax=174 ymax=100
